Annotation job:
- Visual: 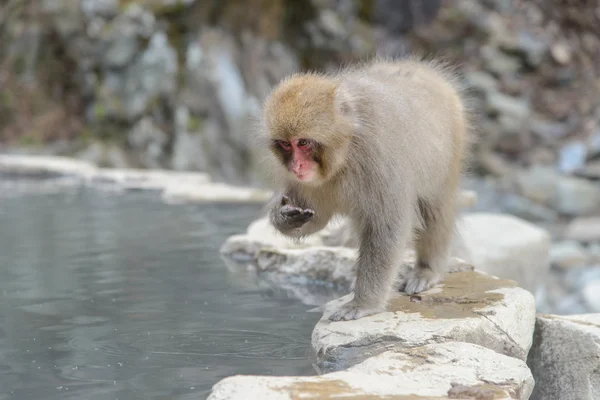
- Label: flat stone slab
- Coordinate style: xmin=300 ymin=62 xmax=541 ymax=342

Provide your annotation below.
xmin=221 ymin=212 xmax=550 ymax=297
xmin=208 ymin=342 xmax=534 ymax=400
xmin=527 ymin=313 xmax=600 ymax=400
xmin=313 ymin=270 xmax=536 ymax=371
xmin=0 ymin=154 xmax=270 ymax=203
xmin=0 ymin=154 xmax=98 ymax=178
xmin=161 ymin=182 xmax=271 ymax=204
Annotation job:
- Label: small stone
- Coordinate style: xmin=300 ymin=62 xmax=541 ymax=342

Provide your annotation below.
xmin=502 ymin=194 xmax=559 ymax=222
xmin=464 ymin=71 xmax=498 ymax=95
xmin=478 ymin=150 xmax=512 ymax=177
xmin=558 ymin=141 xmax=588 ymax=174
xmin=565 ymin=217 xmax=600 ymax=243
xmin=588 ymin=243 xmax=600 ymax=263
xmin=550 ymin=241 xmax=590 ymax=270
xmin=528 ymin=314 xmax=600 ymax=400
xmin=515 ymin=165 xmax=559 ymax=206
xmin=481 ymin=46 xmax=521 ymax=76
xmin=486 ymin=92 xmax=530 ymax=120
xmin=555 ymin=177 xmax=600 ymax=216
xmin=551 ymin=42 xmax=572 ymax=65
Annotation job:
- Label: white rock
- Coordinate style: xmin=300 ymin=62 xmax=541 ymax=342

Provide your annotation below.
xmin=550 ymin=240 xmax=590 ymax=270
xmin=582 ymin=281 xmax=600 ymax=312
xmin=0 ymin=155 xmax=98 ymax=178
xmin=87 ymin=168 xmax=210 ymax=191
xmin=455 ymin=213 xmax=551 ymax=294
xmin=313 ymin=270 xmax=536 ymax=371
xmin=565 ymin=217 xmax=600 ymax=243
xmin=208 ymin=342 xmax=534 ymax=400
xmin=528 ymin=313 xmax=600 ymax=400
xmin=161 ymin=182 xmax=271 ymax=204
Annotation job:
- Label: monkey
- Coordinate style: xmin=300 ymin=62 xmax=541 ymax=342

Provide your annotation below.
xmin=256 ymin=57 xmax=472 ymax=321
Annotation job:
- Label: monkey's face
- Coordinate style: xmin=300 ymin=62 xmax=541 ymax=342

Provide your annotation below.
xmin=271 ymin=137 xmax=322 ymax=184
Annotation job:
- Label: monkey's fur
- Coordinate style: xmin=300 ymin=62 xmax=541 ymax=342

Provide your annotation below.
xmin=258 ymin=57 xmax=472 ymax=321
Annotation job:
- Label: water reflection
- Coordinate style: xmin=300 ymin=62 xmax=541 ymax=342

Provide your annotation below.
xmin=0 ymin=185 xmax=320 ymax=399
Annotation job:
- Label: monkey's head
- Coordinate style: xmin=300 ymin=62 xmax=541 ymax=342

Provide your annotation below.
xmin=262 ymin=74 xmax=353 ymax=187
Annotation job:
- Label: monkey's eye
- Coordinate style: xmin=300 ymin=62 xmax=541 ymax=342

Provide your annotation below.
xmin=297 ymin=139 xmax=310 ymax=148
xmin=278 ymin=140 xmax=292 ymax=151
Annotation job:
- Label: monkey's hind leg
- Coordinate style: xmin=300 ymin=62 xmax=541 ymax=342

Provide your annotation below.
xmin=402 ymin=197 xmax=456 ymax=294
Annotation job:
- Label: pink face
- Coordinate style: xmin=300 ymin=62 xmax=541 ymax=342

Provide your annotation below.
xmin=276 ymin=138 xmax=318 ymax=182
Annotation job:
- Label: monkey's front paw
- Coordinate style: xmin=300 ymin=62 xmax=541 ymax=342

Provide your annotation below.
xmin=328 ymin=300 xmax=382 ymax=321
xmin=401 ymin=267 xmax=442 ymax=295
xmin=280 ymin=204 xmax=314 ymax=228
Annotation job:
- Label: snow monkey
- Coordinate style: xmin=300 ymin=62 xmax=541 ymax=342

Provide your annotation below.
xmin=258 ymin=57 xmax=471 ymax=321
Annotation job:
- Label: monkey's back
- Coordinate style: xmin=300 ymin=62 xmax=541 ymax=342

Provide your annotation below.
xmin=337 ymin=58 xmax=471 ymax=196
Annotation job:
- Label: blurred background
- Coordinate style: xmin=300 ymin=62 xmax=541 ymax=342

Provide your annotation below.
xmin=1 ymin=0 xmax=600 ymax=397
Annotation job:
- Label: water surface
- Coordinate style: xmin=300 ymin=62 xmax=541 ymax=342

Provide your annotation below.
xmin=0 ymin=183 xmax=320 ymax=399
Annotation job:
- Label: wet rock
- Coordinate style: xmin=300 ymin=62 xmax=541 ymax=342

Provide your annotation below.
xmin=528 ymin=314 xmax=600 ymax=400
xmin=313 ymin=270 xmax=536 ymax=371
xmin=209 ymin=342 xmax=534 ymax=400
xmin=565 ymin=217 xmax=600 ymax=243
xmin=456 ymin=213 xmax=551 ymax=294
xmin=550 ymin=240 xmax=590 ymax=271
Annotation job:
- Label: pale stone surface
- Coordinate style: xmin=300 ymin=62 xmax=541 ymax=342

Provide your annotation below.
xmin=454 ymin=213 xmax=551 ymax=294
xmin=208 ymin=342 xmax=534 ymax=400
xmin=550 ymin=240 xmax=590 ymax=270
xmin=312 ymin=270 xmax=536 ymax=371
xmin=565 ymin=217 xmax=600 ymax=243
xmin=87 ymin=168 xmax=210 ymax=191
xmin=528 ymin=313 xmax=600 ymax=400
xmin=161 ymin=182 xmax=271 ymax=204
xmin=0 ymin=154 xmax=98 ymax=178
xmin=0 ymin=154 xmax=270 ymax=204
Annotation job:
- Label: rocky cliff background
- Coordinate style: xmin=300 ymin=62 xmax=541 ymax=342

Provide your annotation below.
xmin=3 ymin=0 xmax=597 ymax=185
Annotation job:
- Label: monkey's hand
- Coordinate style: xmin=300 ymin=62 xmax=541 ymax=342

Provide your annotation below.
xmin=277 ymin=195 xmax=315 ymax=230
xmin=328 ymin=299 xmax=383 ymax=322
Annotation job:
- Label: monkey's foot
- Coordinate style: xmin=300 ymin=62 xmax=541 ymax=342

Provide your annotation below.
xmin=401 ymin=266 xmax=442 ymax=295
xmin=328 ymin=300 xmax=383 ymax=322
